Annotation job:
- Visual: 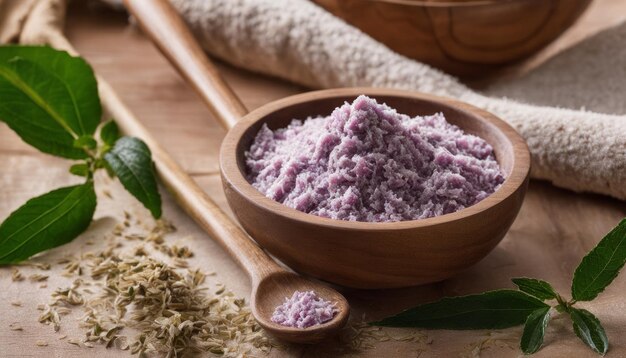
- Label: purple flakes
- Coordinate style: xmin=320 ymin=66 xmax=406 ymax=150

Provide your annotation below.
xmin=271 ymin=291 xmax=337 ymax=328
xmin=246 ymin=95 xmax=505 ymax=222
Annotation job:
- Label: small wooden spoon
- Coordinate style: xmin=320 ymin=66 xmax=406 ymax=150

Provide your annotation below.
xmin=121 ymin=0 xmax=349 ymax=343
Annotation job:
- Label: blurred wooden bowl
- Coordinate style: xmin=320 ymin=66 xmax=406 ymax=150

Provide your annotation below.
xmin=312 ymin=0 xmax=592 ymax=77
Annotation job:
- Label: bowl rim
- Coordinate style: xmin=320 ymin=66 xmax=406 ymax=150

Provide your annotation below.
xmin=220 ymin=88 xmax=530 ymax=231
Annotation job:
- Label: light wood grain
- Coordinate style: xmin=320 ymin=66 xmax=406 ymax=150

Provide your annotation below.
xmin=1 ymin=1 xmax=625 ymax=357
xmin=312 ymin=0 xmax=592 ymax=77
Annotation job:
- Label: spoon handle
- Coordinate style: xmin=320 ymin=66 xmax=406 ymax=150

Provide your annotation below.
xmin=123 ymin=0 xmax=247 ymax=130
xmin=116 ymin=0 xmax=282 ymax=282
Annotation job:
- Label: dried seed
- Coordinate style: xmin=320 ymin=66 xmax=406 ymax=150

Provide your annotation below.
xmin=11 ymin=268 xmax=24 ymax=282
xmin=19 ymin=262 xmax=51 ymax=270
xmin=36 ymin=220 xmax=275 ymax=357
xmin=38 ymin=304 xmax=61 ymax=332
xmin=36 ymin=340 xmax=48 ymax=347
xmin=29 ymin=274 xmax=49 ymax=282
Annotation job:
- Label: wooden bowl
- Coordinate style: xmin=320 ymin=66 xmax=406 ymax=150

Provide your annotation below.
xmin=311 ymin=0 xmax=592 ymax=77
xmin=220 ymin=88 xmax=530 ymax=289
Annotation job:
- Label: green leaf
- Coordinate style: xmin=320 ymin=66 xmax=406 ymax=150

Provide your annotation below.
xmin=69 ymin=163 xmax=90 ymax=177
xmin=104 ymin=137 xmax=161 ymax=218
xmin=73 ymin=135 xmax=97 ymax=150
xmin=0 ymin=183 xmax=97 ymax=264
xmin=100 ymin=120 xmax=120 ymax=146
xmin=370 ymin=290 xmax=548 ymax=330
xmin=569 ymin=308 xmax=608 ymax=355
xmin=520 ymin=306 xmax=551 ymax=354
xmin=572 ymin=219 xmax=626 ymax=301
xmin=0 ymin=46 xmax=101 ymax=159
xmin=512 ymin=278 xmax=558 ymax=300
xmin=102 ymin=159 xmax=115 ymax=178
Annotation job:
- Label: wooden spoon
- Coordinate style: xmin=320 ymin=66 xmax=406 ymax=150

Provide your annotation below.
xmin=120 ymin=0 xmax=350 ymax=344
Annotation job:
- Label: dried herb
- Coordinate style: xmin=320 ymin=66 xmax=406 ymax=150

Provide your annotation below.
xmin=28 ymin=274 xmax=49 ymax=282
xmin=0 ymin=45 xmax=162 ymax=264
xmin=372 ymin=218 xmax=626 ymax=355
xmin=11 ymin=268 xmax=23 ymax=281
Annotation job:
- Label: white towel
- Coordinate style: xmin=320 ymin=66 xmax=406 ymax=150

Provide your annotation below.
xmin=170 ymin=0 xmax=626 ymax=201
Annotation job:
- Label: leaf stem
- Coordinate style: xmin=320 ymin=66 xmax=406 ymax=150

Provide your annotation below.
xmin=555 ymin=294 xmax=577 ymax=313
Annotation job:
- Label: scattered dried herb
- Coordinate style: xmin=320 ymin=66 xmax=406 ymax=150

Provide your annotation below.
xmin=372 ymin=218 xmax=626 ymax=356
xmin=38 ymin=304 xmax=63 ymax=332
xmin=0 ymin=45 xmax=162 ymax=264
xmin=9 ymin=212 xmax=415 ymax=356
xmin=19 ymin=262 xmax=51 ymax=270
xmin=159 ymin=243 xmax=194 ymax=259
xmin=33 ymin=220 xmax=274 ymax=357
xmin=51 ymin=280 xmax=85 ymax=306
xmin=11 ymin=268 xmax=23 ymax=281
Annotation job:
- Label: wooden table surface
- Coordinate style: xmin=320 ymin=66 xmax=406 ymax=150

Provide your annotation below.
xmin=1 ymin=1 xmax=626 ymax=357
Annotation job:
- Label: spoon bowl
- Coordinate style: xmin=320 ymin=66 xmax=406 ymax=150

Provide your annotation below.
xmin=221 ymin=88 xmax=530 ymax=289
xmin=252 ymin=271 xmax=350 ymax=343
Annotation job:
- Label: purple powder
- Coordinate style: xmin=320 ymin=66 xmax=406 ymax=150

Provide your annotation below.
xmin=271 ymin=291 xmax=337 ymax=328
xmin=246 ymin=95 xmax=505 ymax=222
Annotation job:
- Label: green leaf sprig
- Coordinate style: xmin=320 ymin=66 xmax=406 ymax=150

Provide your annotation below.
xmin=0 ymin=45 xmax=162 ymax=264
xmin=372 ymin=219 xmax=626 ymax=356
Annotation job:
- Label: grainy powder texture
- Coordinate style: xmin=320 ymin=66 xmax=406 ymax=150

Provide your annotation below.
xmin=271 ymin=291 xmax=337 ymax=328
xmin=246 ymin=96 xmax=504 ymax=222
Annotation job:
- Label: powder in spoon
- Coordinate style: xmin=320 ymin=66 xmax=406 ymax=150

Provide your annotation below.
xmin=246 ymin=95 xmax=504 ymax=222
xmin=271 ymin=291 xmax=337 ymax=328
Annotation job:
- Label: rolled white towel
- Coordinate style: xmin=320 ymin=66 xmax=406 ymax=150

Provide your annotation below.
xmin=163 ymin=0 xmax=626 ymax=200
